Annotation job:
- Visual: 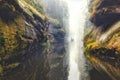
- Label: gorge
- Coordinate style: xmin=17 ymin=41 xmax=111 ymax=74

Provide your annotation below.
xmin=0 ymin=0 xmax=120 ymax=80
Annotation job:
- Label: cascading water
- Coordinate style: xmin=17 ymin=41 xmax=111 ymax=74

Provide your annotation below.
xmin=65 ymin=0 xmax=90 ymax=80
xmin=39 ymin=0 xmax=90 ymax=80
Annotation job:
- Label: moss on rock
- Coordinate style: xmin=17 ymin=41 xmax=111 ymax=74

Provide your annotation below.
xmin=0 ymin=0 xmax=49 ymax=77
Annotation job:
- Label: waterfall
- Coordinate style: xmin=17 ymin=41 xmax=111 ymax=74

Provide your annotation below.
xmin=65 ymin=0 xmax=90 ymax=80
xmin=37 ymin=0 xmax=90 ymax=80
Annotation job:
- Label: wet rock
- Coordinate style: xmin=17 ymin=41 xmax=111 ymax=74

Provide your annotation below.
xmin=85 ymin=0 xmax=120 ymax=79
xmin=0 ymin=0 xmax=49 ymax=78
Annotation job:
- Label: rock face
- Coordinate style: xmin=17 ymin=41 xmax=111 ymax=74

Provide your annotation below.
xmin=90 ymin=0 xmax=120 ymax=31
xmin=85 ymin=0 xmax=120 ymax=80
xmin=0 ymin=0 xmax=49 ymax=79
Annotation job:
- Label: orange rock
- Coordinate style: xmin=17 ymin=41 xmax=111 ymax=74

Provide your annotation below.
xmin=89 ymin=42 xmax=101 ymax=50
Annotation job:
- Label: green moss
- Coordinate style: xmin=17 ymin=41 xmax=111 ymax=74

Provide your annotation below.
xmin=85 ymin=45 xmax=91 ymax=58
xmin=0 ymin=65 xmax=3 ymax=75
xmin=50 ymin=63 xmax=60 ymax=69
xmin=24 ymin=0 xmax=44 ymax=14
xmin=7 ymin=63 xmax=20 ymax=69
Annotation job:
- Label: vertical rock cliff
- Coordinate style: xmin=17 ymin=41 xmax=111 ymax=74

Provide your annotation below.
xmin=85 ymin=0 xmax=120 ymax=80
xmin=0 ymin=0 xmax=50 ymax=79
